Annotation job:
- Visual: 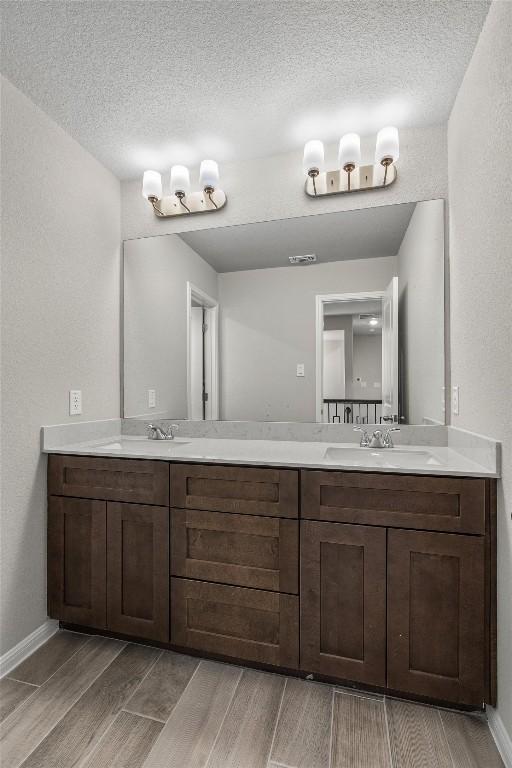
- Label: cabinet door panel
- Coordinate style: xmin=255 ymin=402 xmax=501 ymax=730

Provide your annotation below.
xmin=171 ymin=578 xmax=299 ymax=668
xmin=170 ymin=464 xmax=298 ymax=518
xmin=301 ymin=471 xmax=486 ymax=534
xmin=48 ymin=455 xmax=169 ymax=506
xmin=300 ymin=521 xmax=386 ymax=686
xmin=387 ymin=529 xmax=485 ymax=706
xmin=47 ymin=496 xmax=106 ymax=628
xmin=171 ymin=508 xmax=298 ymax=593
xmin=107 ymin=502 xmax=169 ymax=642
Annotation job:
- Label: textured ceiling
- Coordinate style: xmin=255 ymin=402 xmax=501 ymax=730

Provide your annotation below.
xmin=1 ymin=1 xmax=489 ymax=179
xmin=179 ymin=202 xmax=415 ymax=272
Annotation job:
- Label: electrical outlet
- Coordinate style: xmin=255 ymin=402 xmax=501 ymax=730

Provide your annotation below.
xmin=69 ymin=390 xmax=82 ymax=416
xmin=296 ymin=364 xmax=305 ymax=377
xmin=452 ymin=385 xmax=460 ymax=416
xmin=148 ymin=389 xmax=156 ymax=408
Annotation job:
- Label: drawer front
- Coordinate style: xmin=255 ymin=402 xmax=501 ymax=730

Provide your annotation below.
xmin=170 ymin=578 xmax=299 ymax=669
xmin=48 ymin=454 xmax=169 ymax=506
xmin=171 ymin=509 xmax=298 ymax=593
xmin=301 ymin=470 xmax=486 ymax=534
xmin=170 ymin=464 xmax=298 ymax=518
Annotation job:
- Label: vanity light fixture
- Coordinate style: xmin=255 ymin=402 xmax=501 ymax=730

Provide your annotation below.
xmin=303 ymin=127 xmax=399 ymax=198
xmin=142 ymin=160 xmax=227 ymax=218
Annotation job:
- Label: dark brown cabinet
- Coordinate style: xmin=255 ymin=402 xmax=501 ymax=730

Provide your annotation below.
xmin=48 ymin=496 xmax=169 ymax=642
xmin=48 ymin=497 xmax=106 ymax=629
xmin=300 ymin=520 xmax=387 ymax=686
xmin=47 ymin=455 xmax=495 ymax=710
xmin=107 ymin=502 xmax=169 ymax=642
xmin=387 ymin=529 xmax=486 ymax=706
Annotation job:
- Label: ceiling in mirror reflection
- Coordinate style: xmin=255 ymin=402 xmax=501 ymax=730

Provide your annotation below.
xmin=178 ymin=203 xmax=415 ymax=272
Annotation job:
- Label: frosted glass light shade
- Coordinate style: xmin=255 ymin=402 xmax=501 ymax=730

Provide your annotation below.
xmin=338 ymin=133 xmax=361 ymax=168
xmin=303 ymin=140 xmax=324 ymax=175
xmin=142 ymin=170 xmax=162 ymax=200
xmin=375 ymin=126 xmax=399 ymax=164
xmin=199 ymin=159 xmax=220 ymax=190
xmin=170 ymin=165 xmax=191 ymax=195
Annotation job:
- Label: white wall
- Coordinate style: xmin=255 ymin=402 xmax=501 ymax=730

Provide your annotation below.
xmin=121 ymin=124 xmax=448 ymax=241
xmin=123 ymin=235 xmax=218 ymax=418
xmin=218 ymin=257 xmax=397 ymax=422
xmin=0 ymin=78 xmax=121 ymax=655
xmin=448 ymin=0 xmax=512 ymax=743
xmin=398 ymin=199 xmax=445 ymax=424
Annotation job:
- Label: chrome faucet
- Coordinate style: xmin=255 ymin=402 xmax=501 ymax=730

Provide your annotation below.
xmin=354 ymin=426 xmax=400 ymax=448
xmin=147 ymin=423 xmax=179 ymax=440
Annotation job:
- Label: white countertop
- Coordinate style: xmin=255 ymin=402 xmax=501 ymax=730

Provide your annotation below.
xmin=42 ymin=434 xmax=499 ymax=477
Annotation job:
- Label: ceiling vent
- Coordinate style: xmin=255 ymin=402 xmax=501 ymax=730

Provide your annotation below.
xmin=289 ymin=254 xmax=317 ymax=265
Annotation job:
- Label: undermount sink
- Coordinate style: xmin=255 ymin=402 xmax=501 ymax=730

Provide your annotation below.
xmin=323 ymin=446 xmax=442 ymax=468
xmin=94 ymin=438 xmax=191 ymax=451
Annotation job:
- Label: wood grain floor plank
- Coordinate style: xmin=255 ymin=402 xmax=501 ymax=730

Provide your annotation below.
xmin=440 ymin=710 xmax=504 ymax=767
xmin=206 ymin=668 xmax=285 ymax=768
xmin=0 ymin=679 xmax=37 ymax=723
xmin=124 ymin=650 xmax=198 ymax=722
xmin=0 ymin=636 xmax=125 ymax=768
xmin=386 ymin=698 xmax=453 ymax=768
xmin=78 ymin=711 xmax=163 ymax=768
xmin=142 ymin=660 xmax=241 ymax=768
xmin=269 ymin=678 xmax=332 ymax=768
xmin=8 ymin=631 xmax=90 ymax=686
xmin=331 ymin=691 xmax=391 ymax=768
xmin=19 ymin=643 xmax=160 ymax=768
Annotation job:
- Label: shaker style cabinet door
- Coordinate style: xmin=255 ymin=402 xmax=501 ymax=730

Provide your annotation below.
xmin=387 ymin=529 xmax=485 ymax=706
xmin=107 ymin=502 xmax=169 ymax=642
xmin=300 ymin=520 xmax=386 ymax=686
xmin=47 ymin=496 xmax=107 ymax=629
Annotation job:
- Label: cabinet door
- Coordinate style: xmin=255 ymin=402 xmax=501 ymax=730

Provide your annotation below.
xmin=107 ymin=503 xmax=169 ymax=642
xmin=300 ymin=521 xmax=386 ymax=686
xmin=387 ymin=529 xmax=485 ymax=706
xmin=47 ymin=496 xmax=106 ymax=628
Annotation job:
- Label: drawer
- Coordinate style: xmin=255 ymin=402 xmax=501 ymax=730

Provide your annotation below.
xmin=170 ymin=464 xmax=298 ymax=518
xmin=171 ymin=508 xmax=298 ymax=593
xmin=48 ymin=454 xmax=169 ymax=506
xmin=170 ymin=578 xmax=299 ymax=669
xmin=301 ymin=470 xmax=486 ymax=534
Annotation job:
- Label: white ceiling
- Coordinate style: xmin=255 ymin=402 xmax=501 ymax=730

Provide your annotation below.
xmin=1 ymin=1 xmax=490 ymax=180
xmin=179 ymin=202 xmax=415 ymax=272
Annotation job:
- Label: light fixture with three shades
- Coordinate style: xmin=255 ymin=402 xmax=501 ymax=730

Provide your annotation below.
xmin=142 ymin=160 xmax=226 ymax=218
xmin=303 ymin=126 xmax=400 ymax=197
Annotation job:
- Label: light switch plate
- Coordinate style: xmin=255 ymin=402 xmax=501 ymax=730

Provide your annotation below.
xmin=148 ymin=389 xmax=156 ymax=408
xmin=296 ymin=364 xmax=305 ymax=377
xmin=452 ymin=385 xmax=460 ymax=415
xmin=69 ymin=390 xmax=82 ymax=416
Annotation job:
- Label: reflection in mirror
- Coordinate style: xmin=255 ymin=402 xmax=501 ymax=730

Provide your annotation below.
xmin=123 ymin=199 xmax=445 ymax=425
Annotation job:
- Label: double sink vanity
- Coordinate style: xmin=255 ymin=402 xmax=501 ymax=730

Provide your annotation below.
xmin=43 ymin=425 xmax=499 ymax=711
xmin=43 ymin=197 xmax=500 ymax=713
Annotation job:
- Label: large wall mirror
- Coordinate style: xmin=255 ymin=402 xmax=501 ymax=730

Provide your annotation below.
xmin=123 ymin=199 xmax=445 ymax=426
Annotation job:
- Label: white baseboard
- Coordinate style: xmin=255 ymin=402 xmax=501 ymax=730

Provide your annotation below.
xmin=488 ymin=707 xmax=512 ymax=768
xmin=0 ymin=619 xmax=59 ymax=679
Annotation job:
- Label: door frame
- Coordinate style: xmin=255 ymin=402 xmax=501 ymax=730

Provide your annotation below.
xmin=186 ymin=282 xmax=219 ymax=420
xmin=315 ymin=291 xmax=384 ymax=423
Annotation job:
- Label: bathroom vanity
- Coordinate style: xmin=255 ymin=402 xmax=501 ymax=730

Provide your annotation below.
xmin=46 ymin=443 xmax=497 ymax=710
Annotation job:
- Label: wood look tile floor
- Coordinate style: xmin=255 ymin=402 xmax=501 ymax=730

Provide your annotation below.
xmin=0 ymin=631 xmax=504 ymax=768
